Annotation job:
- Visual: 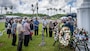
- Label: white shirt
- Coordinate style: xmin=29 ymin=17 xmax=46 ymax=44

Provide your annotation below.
xmin=17 ymin=23 xmax=23 ymax=34
xmin=7 ymin=23 xmax=11 ymax=29
xmin=42 ymin=19 xmax=48 ymax=28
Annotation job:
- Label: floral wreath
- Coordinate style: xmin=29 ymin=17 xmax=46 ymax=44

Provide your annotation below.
xmin=73 ymin=28 xmax=88 ymax=42
xmin=59 ymin=26 xmax=71 ymax=46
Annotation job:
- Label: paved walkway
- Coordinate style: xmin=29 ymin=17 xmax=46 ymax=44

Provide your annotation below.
xmin=0 ymin=19 xmax=5 ymax=22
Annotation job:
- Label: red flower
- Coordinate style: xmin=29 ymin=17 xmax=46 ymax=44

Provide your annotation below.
xmin=86 ymin=38 xmax=88 ymax=40
xmin=30 ymin=32 xmax=33 ymax=36
xmin=84 ymin=32 xmax=86 ymax=34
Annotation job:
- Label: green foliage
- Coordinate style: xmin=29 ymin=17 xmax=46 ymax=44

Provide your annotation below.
xmin=5 ymin=13 xmax=48 ymax=17
xmin=5 ymin=13 xmax=66 ymax=19
xmin=51 ymin=14 xmax=67 ymax=19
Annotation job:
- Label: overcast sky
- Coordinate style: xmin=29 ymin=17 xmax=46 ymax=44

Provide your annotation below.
xmin=0 ymin=0 xmax=83 ymax=15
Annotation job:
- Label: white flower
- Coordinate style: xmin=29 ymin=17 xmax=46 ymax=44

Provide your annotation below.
xmin=59 ymin=27 xmax=71 ymax=46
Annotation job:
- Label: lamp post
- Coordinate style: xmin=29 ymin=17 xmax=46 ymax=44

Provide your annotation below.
xmin=31 ymin=4 xmax=35 ymax=15
xmin=70 ymin=6 xmax=71 ymax=14
xmin=36 ymin=2 xmax=39 ymax=17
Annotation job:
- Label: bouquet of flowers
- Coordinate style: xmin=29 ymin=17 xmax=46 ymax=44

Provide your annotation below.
xmin=72 ymin=28 xmax=89 ymax=51
xmin=59 ymin=26 xmax=71 ymax=46
xmin=73 ymin=28 xmax=88 ymax=43
xmin=54 ymin=25 xmax=59 ymax=41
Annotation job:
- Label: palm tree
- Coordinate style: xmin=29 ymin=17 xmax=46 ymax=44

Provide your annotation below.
xmin=10 ymin=6 xmax=13 ymax=10
xmin=4 ymin=7 xmax=8 ymax=14
xmin=53 ymin=8 xmax=56 ymax=15
xmin=55 ymin=9 xmax=58 ymax=18
xmin=10 ymin=6 xmax=13 ymax=14
xmin=63 ymin=9 xmax=65 ymax=13
xmin=59 ymin=8 xmax=62 ymax=14
xmin=47 ymin=8 xmax=49 ymax=16
xmin=49 ymin=8 xmax=53 ymax=16
xmin=55 ymin=9 xmax=57 ymax=15
xmin=4 ymin=7 xmax=7 ymax=10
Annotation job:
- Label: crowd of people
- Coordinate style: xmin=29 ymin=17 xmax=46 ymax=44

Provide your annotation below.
xmin=5 ymin=17 xmax=40 ymax=51
xmin=5 ymin=16 xmax=78 ymax=51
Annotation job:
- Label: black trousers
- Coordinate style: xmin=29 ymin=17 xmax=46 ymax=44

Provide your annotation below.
xmin=12 ymin=34 xmax=16 ymax=46
xmin=24 ymin=35 xmax=30 ymax=46
xmin=49 ymin=28 xmax=53 ymax=37
xmin=34 ymin=29 xmax=38 ymax=36
xmin=43 ymin=27 xmax=48 ymax=37
xmin=17 ymin=34 xmax=23 ymax=51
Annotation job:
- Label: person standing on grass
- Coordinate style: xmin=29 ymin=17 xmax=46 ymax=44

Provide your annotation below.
xmin=53 ymin=20 xmax=58 ymax=27
xmin=11 ymin=19 xmax=17 ymax=46
xmin=49 ymin=21 xmax=54 ymax=37
xmin=23 ymin=20 xmax=30 ymax=46
xmin=34 ymin=18 xmax=39 ymax=36
xmin=7 ymin=20 xmax=12 ymax=38
xmin=42 ymin=17 xmax=48 ymax=37
xmin=5 ymin=18 xmax=8 ymax=28
xmin=8 ymin=18 xmax=14 ymax=38
xmin=53 ymin=20 xmax=59 ymax=40
xmin=22 ymin=17 xmax=27 ymax=26
xmin=29 ymin=19 xmax=34 ymax=40
xmin=64 ymin=17 xmax=74 ymax=36
xmin=17 ymin=19 xmax=25 ymax=51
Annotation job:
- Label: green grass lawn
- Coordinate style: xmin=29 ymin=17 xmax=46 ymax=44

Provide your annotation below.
xmin=0 ymin=22 xmax=74 ymax=51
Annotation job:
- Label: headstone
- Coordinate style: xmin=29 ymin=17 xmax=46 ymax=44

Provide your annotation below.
xmin=39 ymin=28 xmax=46 ymax=46
xmin=77 ymin=0 xmax=90 ymax=34
xmin=0 ymin=31 xmax=2 ymax=36
xmin=77 ymin=0 xmax=90 ymax=50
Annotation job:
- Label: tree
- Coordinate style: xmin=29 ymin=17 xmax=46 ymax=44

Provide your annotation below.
xmin=63 ymin=10 xmax=65 ymax=13
xmin=10 ymin=6 xmax=13 ymax=10
xmin=55 ymin=9 xmax=57 ymax=13
xmin=4 ymin=7 xmax=8 ymax=14
xmin=47 ymin=8 xmax=49 ymax=16
xmin=55 ymin=9 xmax=58 ymax=18
xmin=59 ymin=8 xmax=62 ymax=14
xmin=53 ymin=8 xmax=56 ymax=15
xmin=10 ymin=6 xmax=13 ymax=14
xmin=49 ymin=8 xmax=53 ymax=16
xmin=4 ymin=7 xmax=7 ymax=10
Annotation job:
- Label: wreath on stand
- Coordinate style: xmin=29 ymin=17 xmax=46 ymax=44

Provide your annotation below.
xmin=59 ymin=26 xmax=71 ymax=47
xmin=72 ymin=28 xmax=89 ymax=51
